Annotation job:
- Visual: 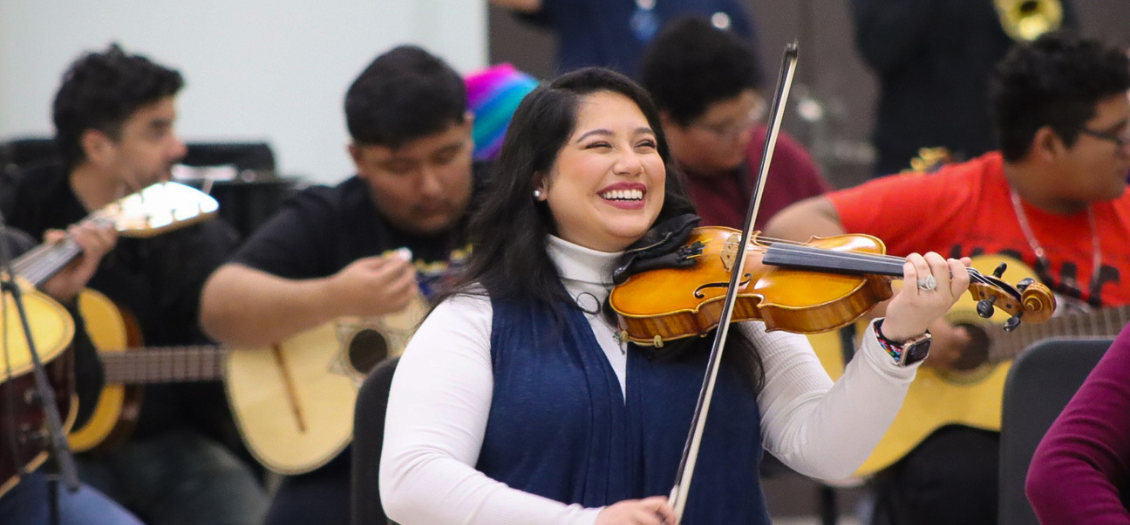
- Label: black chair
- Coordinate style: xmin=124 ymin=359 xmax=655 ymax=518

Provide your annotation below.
xmin=0 ymin=137 xmax=58 ymax=171
xmin=182 ymin=142 xmax=277 ymax=178
xmin=351 ymin=357 xmax=400 ymax=525
xmin=998 ymin=337 xmax=1113 ymax=525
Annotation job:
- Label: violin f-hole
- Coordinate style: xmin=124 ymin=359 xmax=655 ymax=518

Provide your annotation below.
xmin=693 ymin=274 xmax=752 ymax=299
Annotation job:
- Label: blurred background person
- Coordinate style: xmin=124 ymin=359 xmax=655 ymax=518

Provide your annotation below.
xmin=489 ymin=0 xmax=758 ymax=79
xmin=850 ymin=0 xmax=1078 ymax=176
xmin=640 ymin=16 xmax=831 ymax=231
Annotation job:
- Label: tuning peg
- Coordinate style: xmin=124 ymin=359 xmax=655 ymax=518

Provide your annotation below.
xmin=977 ymin=295 xmax=997 ymax=318
xmin=1004 ymin=314 xmax=1022 ymax=332
xmin=1016 ymin=277 xmax=1035 ymax=292
xmin=993 ymin=262 xmax=1008 ymax=278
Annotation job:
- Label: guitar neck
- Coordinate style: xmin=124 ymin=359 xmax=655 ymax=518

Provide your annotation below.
xmin=99 ymin=346 xmax=228 ymax=384
xmin=9 ymin=181 xmax=221 ymax=286
xmin=988 ymin=305 xmax=1130 ymax=361
xmin=11 ymin=238 xmax=84 ymax=287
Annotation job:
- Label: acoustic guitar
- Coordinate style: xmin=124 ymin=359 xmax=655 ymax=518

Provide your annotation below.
xmin=849 ymin=254 xmax=1123 ymax=476
xmin=66 ymin=290 xmax=227 ymax=453
xmin=225 ymin=295 xmax=427 ymax=474
xmin=1 ymin=181 xmax=219 ymax=495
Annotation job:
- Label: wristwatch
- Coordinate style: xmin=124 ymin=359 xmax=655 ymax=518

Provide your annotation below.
xmin=874 ymin=319 xmax=932 ymax=367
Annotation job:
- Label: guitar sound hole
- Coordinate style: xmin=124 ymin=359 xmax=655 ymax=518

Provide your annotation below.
xmin=953 ymin=322 xmax=991 ymax=371
xmin=348 ymin=329 xmax=388 ymax=375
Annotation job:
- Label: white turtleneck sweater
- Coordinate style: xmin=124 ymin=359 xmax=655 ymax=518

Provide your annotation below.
xmin=380 ymin=236 xmax=919 ymax=524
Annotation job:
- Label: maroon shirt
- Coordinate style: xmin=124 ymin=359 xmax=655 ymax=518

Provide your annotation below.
xmin=1027 ymin=323 xmax=1130 ymax=523
xmin=681 ymin=126 xmax=832 ymax=231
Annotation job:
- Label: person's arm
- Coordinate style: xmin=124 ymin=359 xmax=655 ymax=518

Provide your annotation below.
xmin=763 ymin=195 xmax=847 ymax=242
xmin=198 ymin=185 xmax=419 ymax=347
xmin=199 ymin=253 xmax=417 ymax=347
xmin=752 ymin=322 xmax=915 ymax=480
xmin=1026 ymin=326 xmax=1130 ymax=524
xmin=379 ymin=293 xmax=604 ymax=524
xmin=755 ymin=252 xmax=970 ymax=480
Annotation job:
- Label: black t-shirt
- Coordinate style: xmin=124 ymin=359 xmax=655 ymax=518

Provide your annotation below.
xmin=230 ymin=170 xmax=484 ymax=294
xmin=1 ymin=163 xmax=241 ymax=440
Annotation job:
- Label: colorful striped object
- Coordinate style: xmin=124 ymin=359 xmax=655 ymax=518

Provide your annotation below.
xmin=465 ymin=63 xmax=538 ymax=161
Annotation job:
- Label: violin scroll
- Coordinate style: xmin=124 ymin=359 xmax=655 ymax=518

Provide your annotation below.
xmin=967 ymin=268 xmax=1055 ymax=329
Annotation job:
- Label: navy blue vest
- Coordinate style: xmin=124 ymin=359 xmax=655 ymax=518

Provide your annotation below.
xmin=476 ymin=296 xmax=771 ymax=523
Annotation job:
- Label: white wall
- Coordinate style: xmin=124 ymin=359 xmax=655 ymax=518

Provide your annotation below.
xmin=0 ymin=0 xmax=487 ymax=183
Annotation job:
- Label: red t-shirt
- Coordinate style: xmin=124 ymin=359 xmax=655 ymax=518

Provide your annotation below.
xmin=827 ymin=152 xmax=1130 ymax=307
xmin=683 ymin=126 xmax=832 ymax=231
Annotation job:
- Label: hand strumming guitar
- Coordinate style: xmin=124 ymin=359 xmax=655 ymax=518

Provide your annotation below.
xmin=323 ymin=250 xmax=420 ymax=318
xmin=920 ymin=318 xmax=975 ymax=370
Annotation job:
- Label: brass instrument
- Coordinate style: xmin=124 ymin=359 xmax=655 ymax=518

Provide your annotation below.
xmin=993 ymin=0 xmax=1063 ymax=42
xmin=902 ymin=147 xmax=955 ymax=174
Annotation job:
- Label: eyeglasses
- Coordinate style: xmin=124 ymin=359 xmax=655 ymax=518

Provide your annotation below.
xmin=1079 ymin=126 xmax=1130 ymax=149
xmin=694 ymin=104 xmax=766 ymax=141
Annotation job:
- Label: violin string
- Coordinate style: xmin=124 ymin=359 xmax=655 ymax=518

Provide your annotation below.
xmin=762 ymin=242 xmax=993 ymax=286
xmin=757 ymin=235 xmax=913 ymax=263
xmin=756 ymin=235 xmax=991 ymax=282
xmin=13 ymin=239 xmax=83 ymax=285
xmin=756 ymin=236 xmax=988 ymax=278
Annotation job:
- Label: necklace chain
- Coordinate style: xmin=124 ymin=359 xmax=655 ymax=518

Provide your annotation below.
xmin=1009 ymin=189 xmax=1102 ymax=292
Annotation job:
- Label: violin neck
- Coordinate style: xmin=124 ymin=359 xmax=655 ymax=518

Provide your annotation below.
xmin=762 ymin=243 xmax=905 ymax=277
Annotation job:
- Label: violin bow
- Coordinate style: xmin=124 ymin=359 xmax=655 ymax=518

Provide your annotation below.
xmin=668 ymin=42 xmax=799 ymax=519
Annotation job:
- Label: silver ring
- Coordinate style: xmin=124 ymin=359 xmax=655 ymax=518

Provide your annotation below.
xmin=917 ymin=275 xmax=937 ymax=291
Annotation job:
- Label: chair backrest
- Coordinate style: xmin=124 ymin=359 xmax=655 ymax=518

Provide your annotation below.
xmin=182 ymin=142 xmax=276 ymax=177
xmin=351 ymin=357 xmax=400 ymax=525
xmin=998 ymin=337 xmax=1113 ymax=525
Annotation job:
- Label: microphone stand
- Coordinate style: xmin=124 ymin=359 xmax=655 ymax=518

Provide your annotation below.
xmin=0 ymin=215 xmax=79 ymax=525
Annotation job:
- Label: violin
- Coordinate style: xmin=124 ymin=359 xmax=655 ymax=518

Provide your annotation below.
xmin=645 ymin=43 xmax=1054 ymax=520
xmin=609 ymin=226 xmax=1057 ymax=346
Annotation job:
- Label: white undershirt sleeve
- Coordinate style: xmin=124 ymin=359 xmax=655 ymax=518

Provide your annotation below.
xmin=379 ymin=294 xmax=602 ymax=525
xmin=751 ymin=319 xmax=919 ymax=481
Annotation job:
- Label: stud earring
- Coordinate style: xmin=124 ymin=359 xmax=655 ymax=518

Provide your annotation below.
xmin=533 ymin=189 xmax=543 ymax=199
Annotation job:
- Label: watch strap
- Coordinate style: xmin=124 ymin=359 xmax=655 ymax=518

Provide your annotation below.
xmin=874 ymin=319 xmax=931 ymax=366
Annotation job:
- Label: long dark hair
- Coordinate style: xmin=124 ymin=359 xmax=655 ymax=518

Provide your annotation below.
xmin=439 ymin=67 xmax=690 ymax=305
xmin=436 ymin=67 xmax=763 ymax=389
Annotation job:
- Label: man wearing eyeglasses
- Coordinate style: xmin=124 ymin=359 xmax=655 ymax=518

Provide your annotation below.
xmin=639 ymin=16 xmax=832 ymax=231
xmin=766 ymin=32 xmax=1130 ymax=525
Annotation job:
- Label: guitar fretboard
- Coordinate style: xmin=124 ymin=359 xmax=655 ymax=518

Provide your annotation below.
xmin=988 ymin=305 xmax=1130 ymax=361
xmin=99 ymin=346 xmax=227 ymax=383
xmin=11 ymin=239 xmax=84 ymax=287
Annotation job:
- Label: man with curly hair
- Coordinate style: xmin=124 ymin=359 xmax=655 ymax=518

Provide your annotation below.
xmin=767 ymin=32 xmax=1130 ymax=524
xmin=1 ymin=44 xmax=266 ymax=525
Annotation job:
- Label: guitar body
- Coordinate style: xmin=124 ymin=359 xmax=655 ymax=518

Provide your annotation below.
xmin=0 ymin=351 xmax=76 ymax=498
xmin=2 ymin=181 xmax=221 ymax=470
xmin=67 ymin=289 xmax=144 ymax=454
xmin=0 ymin=283 xmax=78 ymax=497
xmin=227 ymin=322 xmax=354 ymax=475
xmin=855 ymin=363 xmax=1011 ymax=476
xmin=852 ymin=255 xmax=1047 ymax=476
xmin=0 ymin=281 xmax=77 ymax=379
xmin=226 ymin=297 xmax=426 ymax=474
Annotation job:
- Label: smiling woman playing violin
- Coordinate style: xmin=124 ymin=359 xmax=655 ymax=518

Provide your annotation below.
xmin=378 ymin=67 xmax=970 ymax=524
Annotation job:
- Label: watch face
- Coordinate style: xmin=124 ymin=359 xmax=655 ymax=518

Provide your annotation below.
xmin=902 ymin=339 xmax=932 ymax=366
